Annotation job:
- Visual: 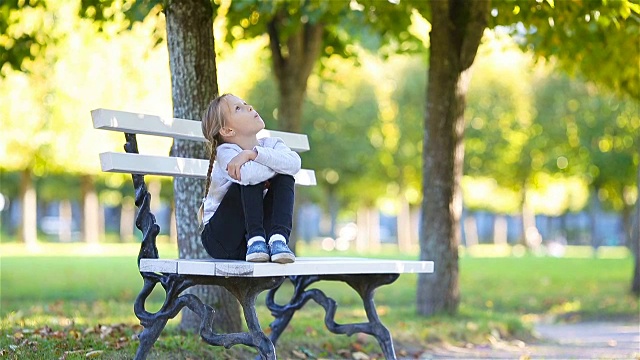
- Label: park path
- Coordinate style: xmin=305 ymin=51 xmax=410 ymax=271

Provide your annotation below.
xmin=419 ymin=322 xmax=640 ymax=359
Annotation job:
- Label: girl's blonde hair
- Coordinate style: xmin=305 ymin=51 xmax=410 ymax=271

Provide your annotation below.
xmin=198 ymin=93 xmax=231 ymax=228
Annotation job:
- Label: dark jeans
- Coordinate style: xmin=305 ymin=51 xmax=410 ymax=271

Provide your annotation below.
xmin=201 ymin=174 xmax=295 ymax=260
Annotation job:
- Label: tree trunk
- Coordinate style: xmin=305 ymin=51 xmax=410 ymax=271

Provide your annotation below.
xmin=328 ymin=187 xmax=338 ymax=239
xmin=463 ymin=213 xmax=478 ymax=247
xmin=268 ymin=19 xmax=324 ymax=133
xmin=368 ymin=207 xmax=381 ymax=253
xmin=397 ymin=195 xmax=412 ymax=253
xmin=356 ymin=206 xmax=368 ymax=252
xmin=81 ymin=175 xmax=100 ymax=244
xmin=169 ymin=203 xmax=178 ymax=244
xmin=621 ymin=203 xmax=633 ymax=247
xmin=165 ymin=0 xmax=241 ymax=333
xmin=521 ymin=190 xmax=541 ymax=249
xmin=58 ymin=199 xmax=72 ymax=242
xmin=119 ymin=197 xmax=135 ymax=242
xmin=494 ymin=215 xmax=508 ymax=245
xmin=411 ymin=205 xmax=420 ymax=248
xmin=417 ymin=0 xmax=490 ymax=316
xmin=631 ymin=162 xmax=639 ymax=296
xmin=19 ymin=168 xmax=38 ymax=247
xmin=589 ymin=188 xmax=601 ymax=255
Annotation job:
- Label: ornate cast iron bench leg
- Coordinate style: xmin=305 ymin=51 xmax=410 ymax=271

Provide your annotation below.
xmin=266 ymin=273 xmax=401 ymax=360
xmin=133 ymin=273 xmax=285 ymax=360
xmin=210 ymin=276 xmax=286 ymax=360
xmin=133 ymin=274 xmax=191 ymax=360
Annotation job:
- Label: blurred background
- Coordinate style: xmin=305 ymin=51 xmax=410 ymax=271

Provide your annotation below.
xmin=1 ymin=1 xmax=637 ymax=258
xmin=0 ymin=1 xmax=638 ymax=358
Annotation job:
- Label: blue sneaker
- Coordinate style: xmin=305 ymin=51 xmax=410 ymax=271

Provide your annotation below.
xmin=246 ymin=241 xmax=269 ymax=262
xmin=269 ymin=240 xmax=295 ymax=264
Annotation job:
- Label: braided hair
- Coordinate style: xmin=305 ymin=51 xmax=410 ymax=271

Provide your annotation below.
xmin=197 ymin=93 xmax=231 ymax=228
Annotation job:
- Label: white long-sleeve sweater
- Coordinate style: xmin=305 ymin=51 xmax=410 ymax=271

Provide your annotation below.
xmin=202 ymin=137 xmax=301 ymax=224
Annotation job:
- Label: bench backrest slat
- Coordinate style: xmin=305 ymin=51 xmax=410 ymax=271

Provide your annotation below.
xmin=99 ymin=152 xmax=317 ymax=186
xmin=92 ymin=108 xmax=311 ymax=152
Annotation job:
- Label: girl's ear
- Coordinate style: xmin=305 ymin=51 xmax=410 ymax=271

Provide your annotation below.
xmin=219 ymin=127 xmax=234 ymax=137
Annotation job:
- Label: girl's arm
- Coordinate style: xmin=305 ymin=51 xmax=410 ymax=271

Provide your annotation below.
xmin=217 ymin=144 xmax=276 ymax=185
xmin=252 ymin=138 xmax=302 ymax=176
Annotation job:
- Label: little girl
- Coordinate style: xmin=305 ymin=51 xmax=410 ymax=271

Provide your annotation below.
xmin=198 ymin=94 xmax=300 ymax=264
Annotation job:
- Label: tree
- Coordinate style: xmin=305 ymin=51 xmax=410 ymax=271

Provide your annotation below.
xmin=224 ymin=0 xmax=416 ymax=251
xmin=162 ymin=0 xmax=243 ymax=333
xmin=1 ymin=0 xmax=169 ymax=245
xmin=223 ymin=0 xmax=640 ymax=314
xmin=411 ymin=0 xmax=640 ymax=314
xmin=463 ymin=41 xmax=638 ymax=251
xmin=224 ymin=0 xmax=342 ymax=134
xmin=463 ymin=40 xmax=541 ymax=245
xmin=3 ymin=0 xmax=250 ymax=331
xmin=412 ymin=0 xmax=491 ymax=316
xmin=224 ymin=0 xmax=415 ymax=133
xmin=494 ymin=0 xmax=640 ymax=100
xmin=242 ymin=54 xmax=386 ymax=238
xmin=532 ymin=73 xmax=639 ymax=244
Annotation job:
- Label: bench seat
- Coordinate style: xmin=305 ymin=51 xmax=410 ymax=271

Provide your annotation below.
xmin=140 ymin=257 xmax=434 ymax=277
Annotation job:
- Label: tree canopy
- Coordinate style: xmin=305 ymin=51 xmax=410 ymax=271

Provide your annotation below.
xmin=493 ymin=0 xmax=640 ymax=100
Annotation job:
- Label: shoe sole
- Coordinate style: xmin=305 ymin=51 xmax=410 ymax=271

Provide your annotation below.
xmin=271 ymin=253 xmax=295 ymax=264
xmin=246 ymin=253 xmax=270 ymax=262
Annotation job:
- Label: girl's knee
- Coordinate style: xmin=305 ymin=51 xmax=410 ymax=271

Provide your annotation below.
xmin=271 ymin=174 xmax=295 ymax=185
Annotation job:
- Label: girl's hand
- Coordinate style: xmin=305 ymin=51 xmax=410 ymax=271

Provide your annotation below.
xmin=226 ymin=150 xmax=257 ymax=181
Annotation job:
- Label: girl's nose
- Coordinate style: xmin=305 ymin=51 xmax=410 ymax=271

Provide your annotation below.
xmin=247 ymin=105 xmax=253 ymax=112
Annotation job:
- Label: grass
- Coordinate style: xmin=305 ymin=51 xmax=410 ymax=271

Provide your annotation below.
xmin=1 ymin=241 xmax=638 ymax=359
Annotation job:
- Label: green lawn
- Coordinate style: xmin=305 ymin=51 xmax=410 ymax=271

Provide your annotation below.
xmin=1 ymin=242 xmax=637 ymax=359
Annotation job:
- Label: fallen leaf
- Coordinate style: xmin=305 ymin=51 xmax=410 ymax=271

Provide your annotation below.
xmin=85 ymin=350 xmax=104 ymax=358
xmin=356 ymin=333 xmax=370 ymax=344
xmin=323 ymin=341 xmax=334 ymax=353
xmin=60 ymin=349 xmax=84 ymax=360
xmin=352 ymin=351 xmax=370 ymax=360
xmin=300 ymin=347 xmax=316 ymax=358
xmin=337 ymin=349 xmax=351 ymax=358
xmin=291 ymin=349 xmax=307 ymax=359
xmin=113 ymin=337 xmax=130 ymax=350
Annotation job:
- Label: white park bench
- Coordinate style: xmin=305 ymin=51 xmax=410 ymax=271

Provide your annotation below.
xmin=92 ymin=108 xmax=434 ymax=360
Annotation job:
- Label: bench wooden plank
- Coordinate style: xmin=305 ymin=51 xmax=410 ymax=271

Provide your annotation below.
xmin=92 ymin=108 xmax=310 ymax=152
xmin=139 ymin=259 xmax=178 ymax=274
xmin=99 ymin=152 xmax=317 ymax=185
xmin=139 ymin=257 xmax=435 ymax=277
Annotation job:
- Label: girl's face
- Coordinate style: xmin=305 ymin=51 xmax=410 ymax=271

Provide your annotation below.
xmin=221 ymin=95 xmax=265 ymax=137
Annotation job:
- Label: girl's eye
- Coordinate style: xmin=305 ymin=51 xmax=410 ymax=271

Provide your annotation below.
xmin=235 ymin=106 xmax=240 ymax=111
